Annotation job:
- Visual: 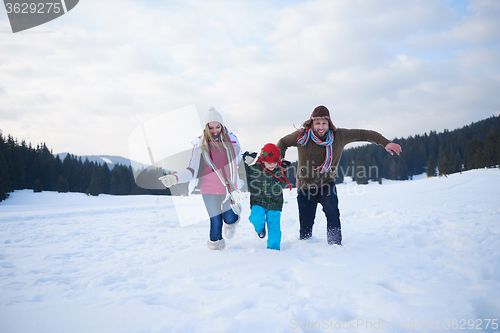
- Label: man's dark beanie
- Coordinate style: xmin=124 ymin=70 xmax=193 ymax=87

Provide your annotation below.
xmin=301 ymin=105 xmax=337 ymax=131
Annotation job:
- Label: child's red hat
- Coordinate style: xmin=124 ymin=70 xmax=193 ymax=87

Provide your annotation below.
xmin=258 ymin=143 xmax=281 ymax=163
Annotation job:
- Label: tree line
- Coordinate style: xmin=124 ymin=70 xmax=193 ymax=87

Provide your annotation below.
xmin=1 ymin=116 xmax=499 ymax=201
xmin=0 ymin=133 xmax=170 ymax=202
xmin=334 ymin=115 xmax=500 ymax=184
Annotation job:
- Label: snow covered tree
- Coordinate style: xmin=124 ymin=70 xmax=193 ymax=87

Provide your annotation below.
xmin=438 ymin=152 xmax=452 ymax=176
xmin=33 ymin=178 xmax=43 ymax=193
xmin=86 ymin=165 xmax=102 ymax=196
xmin=0 ymin=150 xmax=11 ymax=201
xmin=427 ymin=156 xmax=437 ymax=177
xmin=453 ymin=152 xmax=462 ymax=174
xmin=485 ymin=131 xmax=497 ymax=168
xmin=57 ymin=175 xmax=69 ymax=193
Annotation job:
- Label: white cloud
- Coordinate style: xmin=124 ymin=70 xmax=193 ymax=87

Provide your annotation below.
xmin=442 ymin=0 xmax=500 ymax=44
xmin=0 ymin=0 xmax=499 ymax=161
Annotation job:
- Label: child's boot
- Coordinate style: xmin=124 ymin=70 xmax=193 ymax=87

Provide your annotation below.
xmin=258 ymin=225 xmax=266 ymax=238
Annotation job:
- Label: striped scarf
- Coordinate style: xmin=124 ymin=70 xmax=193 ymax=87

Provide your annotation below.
xmin=297 ymin=128 xmax=334 ymax=173
xmin=201 ymin=139 xmax=238 ymax=193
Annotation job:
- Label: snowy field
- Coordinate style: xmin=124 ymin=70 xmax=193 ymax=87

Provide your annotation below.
xmin=1 ymin=169 xmax=499 ymax=333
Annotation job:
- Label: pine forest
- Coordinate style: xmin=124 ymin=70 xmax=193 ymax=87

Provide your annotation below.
xmin=1 ymin=116 xmax=499 ymax=202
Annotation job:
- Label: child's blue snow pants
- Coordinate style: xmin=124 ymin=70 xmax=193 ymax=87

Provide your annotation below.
xmin=249 ymin=205 xmax=281 ymax=250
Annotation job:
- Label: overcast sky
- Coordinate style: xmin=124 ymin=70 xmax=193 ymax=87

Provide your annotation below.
xmin=1 ymin=0 xmax=499 ymax=164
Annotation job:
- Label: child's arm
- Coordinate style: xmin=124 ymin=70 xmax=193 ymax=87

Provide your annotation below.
xmin=242 ymin=152 xmax=259 ymax=191
xmin=281 ymin=160 xmax=291 ymax=171
xmin=243 ymin=151 xmax=258 ymax=166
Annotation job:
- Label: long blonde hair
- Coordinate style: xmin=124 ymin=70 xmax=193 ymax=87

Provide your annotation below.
xmin=200 ymin=123 xmax=232 ymax=153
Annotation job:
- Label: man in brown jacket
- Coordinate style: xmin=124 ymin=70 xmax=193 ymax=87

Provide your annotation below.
xmin=277 ymin=105 xmax=402 ymax=245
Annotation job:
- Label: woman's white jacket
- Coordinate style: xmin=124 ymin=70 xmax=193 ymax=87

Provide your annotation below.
xmin=175 ymin=130 xmax=244 ymax=195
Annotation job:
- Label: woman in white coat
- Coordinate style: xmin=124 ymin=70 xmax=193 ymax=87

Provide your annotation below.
xmin=159 ymin=107 xmax=243 ymax=250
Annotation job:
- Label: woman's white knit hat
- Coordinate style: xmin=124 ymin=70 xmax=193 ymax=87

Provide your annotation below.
xmin=205 ymin=107 xmax=224 ymax=126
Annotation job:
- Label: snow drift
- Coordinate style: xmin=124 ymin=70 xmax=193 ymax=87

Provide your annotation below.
xmin=1 ymin=169 xmax=499 ymax=333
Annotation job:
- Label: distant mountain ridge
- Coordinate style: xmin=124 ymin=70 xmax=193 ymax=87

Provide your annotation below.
xmin=55 ymin=153 xmax=149 ymax=170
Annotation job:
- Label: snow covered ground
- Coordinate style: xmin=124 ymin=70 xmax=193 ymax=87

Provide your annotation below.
xmin=1 ymin=169 xmax=499 ymax=333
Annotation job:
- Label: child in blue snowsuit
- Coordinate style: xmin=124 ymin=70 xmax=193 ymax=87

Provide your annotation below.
xmin=243 ymin=143 xmax=292 ymax=250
